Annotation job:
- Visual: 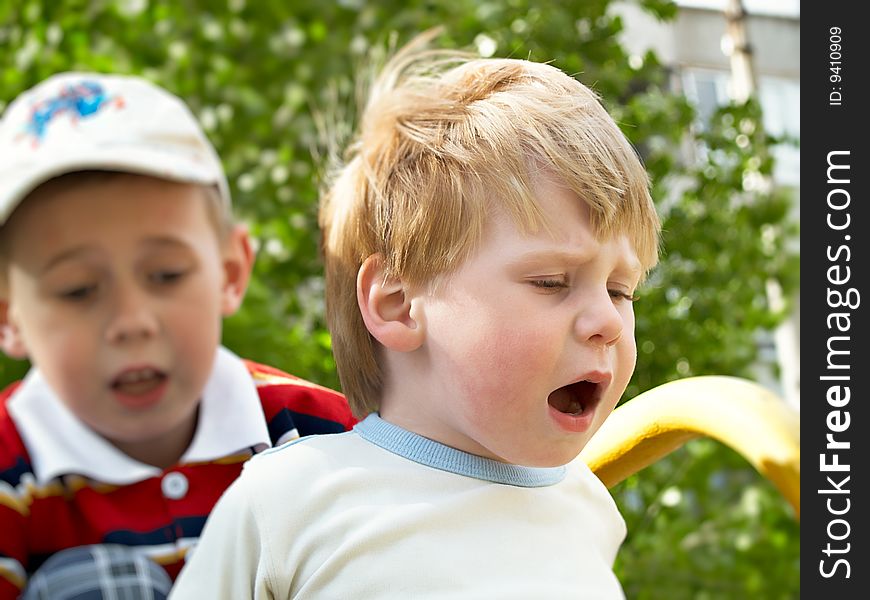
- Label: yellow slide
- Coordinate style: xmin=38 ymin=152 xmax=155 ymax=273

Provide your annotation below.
xmin=580 ymin=375 xmax=800 ymax=519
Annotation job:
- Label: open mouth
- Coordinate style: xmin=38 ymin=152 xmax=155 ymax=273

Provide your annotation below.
xmin=547 ymin=380 xmax=602 ymax=416
xmin=111 ymin=367 xmax=168 ymax=396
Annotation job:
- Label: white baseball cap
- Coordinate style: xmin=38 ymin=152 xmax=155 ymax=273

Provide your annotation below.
xmin=0 ymin=72 xmax=231 ymax=224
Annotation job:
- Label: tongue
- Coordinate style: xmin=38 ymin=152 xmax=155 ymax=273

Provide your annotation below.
xmin=548 ymin=387 xmax=584 ymax=415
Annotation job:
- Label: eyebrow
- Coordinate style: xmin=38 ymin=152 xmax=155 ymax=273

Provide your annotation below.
xmin=40 ymin=237 xmax=194 ymax=275
xmin=509 ymin=249 xmax=643 ymax=279
xmin=40 ymin=246 xmax=98 ymax=275
xmin=139 ymin=236 xmax=195 ymax=251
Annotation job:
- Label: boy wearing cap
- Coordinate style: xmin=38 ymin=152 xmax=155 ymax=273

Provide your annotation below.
xmin=0 ymin=73 xmax=355 ymax=599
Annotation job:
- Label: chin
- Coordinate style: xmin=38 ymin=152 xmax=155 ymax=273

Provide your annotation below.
xmin=513 ymin=443 xmax=587 ymax=468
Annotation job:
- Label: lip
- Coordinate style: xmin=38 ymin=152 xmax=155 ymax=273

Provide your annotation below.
xmin=109 ymin=365 xmax=168 ymax=410
xmin=547 ymin=370 xmax=612 ymax=433
xmin=576 ymin=370 xmax=613 ymax=387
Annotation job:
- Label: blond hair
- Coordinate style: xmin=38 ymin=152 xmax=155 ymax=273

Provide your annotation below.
xmin=320 ymin=34 xmax=660 ymax=416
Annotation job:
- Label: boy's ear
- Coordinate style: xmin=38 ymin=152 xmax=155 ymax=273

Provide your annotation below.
xmin=220 ymin=224 xmax=255 ymax=316
xmin=357 ymin=254 xmax=424 ymax=353
xmin=0 ymin=300 xmax=29 ymax=359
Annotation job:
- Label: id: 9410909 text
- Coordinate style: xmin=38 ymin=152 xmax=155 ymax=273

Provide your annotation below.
xmin=829 ymin=27 xmax=843 ymax=106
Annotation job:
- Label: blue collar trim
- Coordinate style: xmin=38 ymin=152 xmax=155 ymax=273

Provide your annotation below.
xmin=354 ymin=414 xmax=566 ymax=488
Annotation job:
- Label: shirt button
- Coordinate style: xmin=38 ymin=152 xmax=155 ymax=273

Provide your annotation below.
xmin=161 ymin=472 xmax=189 ymax=500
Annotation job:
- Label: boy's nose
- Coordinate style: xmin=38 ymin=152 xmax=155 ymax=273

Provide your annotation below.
xmin=105 ymin=289 xmax=159 ymax=344
xmin=573 ymin=291 xmax=624 ymax=348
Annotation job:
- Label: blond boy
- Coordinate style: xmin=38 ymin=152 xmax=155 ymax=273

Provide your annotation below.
xmin=172 ymin=37 xmax=660 ymax=599
xmin=0 ymin=73 xmax=355 ymax=600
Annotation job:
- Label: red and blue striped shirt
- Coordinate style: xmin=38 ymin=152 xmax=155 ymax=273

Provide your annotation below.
xmin=0 ymin=351 xmax=355 ymax=599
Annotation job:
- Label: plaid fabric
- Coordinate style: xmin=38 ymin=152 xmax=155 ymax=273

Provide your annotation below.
xmin=21 ymin=545 xmax=171 ymax=600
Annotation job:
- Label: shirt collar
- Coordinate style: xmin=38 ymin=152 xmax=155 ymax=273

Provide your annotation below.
xmin=7 ymin=346 xmax=271 ymax=485
xmin=354 ymin=413 xmax=567 ymax=487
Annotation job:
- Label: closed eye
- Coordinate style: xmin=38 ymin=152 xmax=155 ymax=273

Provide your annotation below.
xmin=529 ymin=277 xmax=569 ymax=292
xmin=58 ymin=284 xmax=98 ymax=302
xmin=149 ymin=270 xmax=188 ymax=285
xmin=609 ymin=289 xmax=638 ymax=302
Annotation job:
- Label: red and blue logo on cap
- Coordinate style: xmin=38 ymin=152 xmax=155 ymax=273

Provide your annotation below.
xmin=21 ymin=79 xmax=125 ymax=146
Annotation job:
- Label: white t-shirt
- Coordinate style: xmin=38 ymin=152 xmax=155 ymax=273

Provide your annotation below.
xmin=171 ymin=414 xmax=626 ymax=599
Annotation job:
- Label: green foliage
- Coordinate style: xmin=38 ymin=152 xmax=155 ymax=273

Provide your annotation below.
xmin=1 ymin=0 xmax=799 ymax=595
xmin=615 ymin=439 xmax=800 ymax=599
xmin=630 ymin=99 xmax=800 ymax=398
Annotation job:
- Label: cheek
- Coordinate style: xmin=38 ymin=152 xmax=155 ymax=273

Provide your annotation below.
xmin=165 ymin=308 xmax=221 ymax=367
xmin=615 ymin=306 xmax=637 ymax=372
xmin=447 ymin=311 xmax=555 ymax=400
xmin=164 ymin=271 xmax=225 ymax=337
xmin=612 ymin=335 xmax=637 ymax=395
xmin=160 ymin=295 xmax=223 ymax=383
xmin=22 ymin=309 xmax=95 ymax=372
xmin=29 ymin=331 xmax=98 ymax=413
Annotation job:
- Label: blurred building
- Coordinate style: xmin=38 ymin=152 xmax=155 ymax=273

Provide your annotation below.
xmin=614 ymin=0 xmax=800 ymax=408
